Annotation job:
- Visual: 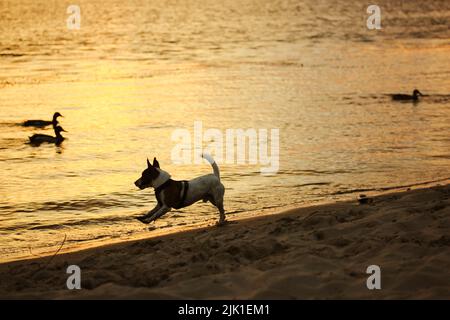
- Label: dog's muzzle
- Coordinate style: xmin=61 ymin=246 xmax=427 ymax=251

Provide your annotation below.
xmin=135 ymin=178 xmax=151 ymax=190
xmin=134 ymin=178 xmax=143 ymax=189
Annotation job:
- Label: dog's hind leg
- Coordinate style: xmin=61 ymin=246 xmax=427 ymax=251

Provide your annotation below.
xmin=206 ymin=194 xmax=216 ymax=206
xmin=208 ymin=196 xmax=225 ymax=224
xmin=216 ymin=201 xmax=226 ymax=226
xmin=212 ymin=184 xmax=226 ymax=225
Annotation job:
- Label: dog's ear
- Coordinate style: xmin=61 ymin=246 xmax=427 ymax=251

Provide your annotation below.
xmin=147 ymin=158 xmax=152 ymax=168
xmin=153 ymin=157 xmax=160 ymax=168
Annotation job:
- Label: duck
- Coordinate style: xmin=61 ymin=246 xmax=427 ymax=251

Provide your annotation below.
xmin=29 ymin=126 xmax=67 ymax=145
xmin=23 ymin=112 xmax=63 ymax=128
xmin=391 ymin=89 xmax=423 ymax=101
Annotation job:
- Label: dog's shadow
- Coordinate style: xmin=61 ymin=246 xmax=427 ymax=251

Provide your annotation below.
xmin=214 ymin=220 xmax=236 ymax=227
xmin=143 ymin=219 xmax=236 ymax=231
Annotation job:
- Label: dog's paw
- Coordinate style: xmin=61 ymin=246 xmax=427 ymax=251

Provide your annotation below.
xmin=136 ymin=216 xmax=149 ymax=224
xmin=216 ymin=219 xmax=227 ymax=227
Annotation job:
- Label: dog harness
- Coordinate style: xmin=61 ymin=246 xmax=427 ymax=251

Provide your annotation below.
xmin=155 ymin=180 xmax=189 ymax=209
xmin=175 ymin=181 xmax=189 ymax=209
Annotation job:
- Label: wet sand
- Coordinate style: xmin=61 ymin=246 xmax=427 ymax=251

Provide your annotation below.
xmin=0 ymin=184 xmax=449 ymax=299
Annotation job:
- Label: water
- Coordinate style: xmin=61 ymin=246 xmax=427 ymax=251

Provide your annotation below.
xmin=1 ymin=0 xmax=449 ymax=262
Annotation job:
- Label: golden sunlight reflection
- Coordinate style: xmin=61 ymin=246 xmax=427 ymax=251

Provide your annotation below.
xmin=0 ymin=0 xmax=449 ymax=262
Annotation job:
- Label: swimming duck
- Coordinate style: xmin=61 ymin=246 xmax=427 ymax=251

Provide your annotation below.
xmin=23 ymin=112 xmax=63 ymax=128
xmin=29 ymin=126 xmax=67 ymax=145
xmin=391 ymin=89 xmax=423 ymax=101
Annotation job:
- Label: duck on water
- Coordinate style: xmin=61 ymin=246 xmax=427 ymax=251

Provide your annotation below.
xmin=23 ymin=112 xmax=63 ymax=128
xmin=29 ymin=126 xmax=67 ymax=146
xmin=391 ymin=89 xmax=423 ymax=101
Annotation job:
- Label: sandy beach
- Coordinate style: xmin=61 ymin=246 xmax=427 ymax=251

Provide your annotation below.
xmin=0 ymin=184 xmax=449 ymax=299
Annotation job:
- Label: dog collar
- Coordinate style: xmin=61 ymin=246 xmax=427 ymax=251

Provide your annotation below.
xmin=152 ymin=169 xmax=171 ymax=189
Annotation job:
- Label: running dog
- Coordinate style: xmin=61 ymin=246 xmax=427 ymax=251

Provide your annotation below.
xmin=134 ymin=154 xmax=226 ymax=225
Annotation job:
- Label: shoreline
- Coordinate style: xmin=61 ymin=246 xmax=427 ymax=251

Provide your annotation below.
xmin=1 ymin=183 xmax=449 ymax=299
xmin=3 ymin=177 xmax=449 ymax=265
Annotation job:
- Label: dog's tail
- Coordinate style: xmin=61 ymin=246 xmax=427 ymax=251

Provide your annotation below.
xmin=202 ymin=153 xmax=220 ymax=181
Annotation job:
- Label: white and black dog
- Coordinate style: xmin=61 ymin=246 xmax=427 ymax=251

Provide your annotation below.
xmin=134 ymin=154 xmax=226 ymax=225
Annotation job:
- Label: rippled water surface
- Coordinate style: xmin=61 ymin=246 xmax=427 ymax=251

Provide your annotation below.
xmin=1 ymin=0 xmax=449 ymax=261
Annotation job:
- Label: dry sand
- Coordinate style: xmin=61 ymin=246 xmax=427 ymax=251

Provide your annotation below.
xmin=0 ymin=184 xmax=449 ymax=299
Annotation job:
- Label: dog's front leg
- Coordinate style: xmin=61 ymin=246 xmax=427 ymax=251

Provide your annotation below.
xmin=136 ymin=204 xmax=160 ymax=223
xmin=145 ymin=206 xmax=171 ymax=224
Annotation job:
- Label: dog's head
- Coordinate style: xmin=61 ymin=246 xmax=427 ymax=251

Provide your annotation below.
xmin=134 ymin=157 xmax=166 ymax=190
